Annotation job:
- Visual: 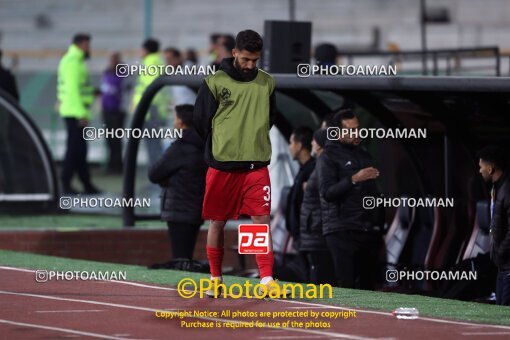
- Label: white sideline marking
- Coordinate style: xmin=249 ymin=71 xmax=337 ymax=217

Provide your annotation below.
xmin=2 ymin=266 xmax=510 ymax=331
xmin=257 ymin=336 xmax=331 ymax=339
xmin=0 ymin=290 xmax=154 ymax=312
xmin=0 ymin=290 xmax=377 ymax=340
xmin=461 ymin=332 xmax=510 ymax=336
xmin=0 ymin=267 xmax=34 ymax=273
xmin=35 ymin=309 xmax=104 ymax=313
xmin=0 ymin=319 xmax=129 ymax=340
xmin=272 ymin=298 xmax=510 ymax=331
xmin=287 ymin=306 xmax=332 ymax=309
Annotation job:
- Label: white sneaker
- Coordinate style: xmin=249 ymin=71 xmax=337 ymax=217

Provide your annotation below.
xmin=258 ymin=279 xmax=291 ymax=299
xmin=205 ymin=278 xmax=223 ymax=298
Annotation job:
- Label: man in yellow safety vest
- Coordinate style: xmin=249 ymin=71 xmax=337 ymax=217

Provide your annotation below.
xmin=57 ymin=33 xmax=100 ymax=195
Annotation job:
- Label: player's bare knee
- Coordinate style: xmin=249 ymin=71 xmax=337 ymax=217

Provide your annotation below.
xmin=251 ymin=215 xmax=270 ymax=225
xmin=210 ymin=220 xmax=227 ymax=230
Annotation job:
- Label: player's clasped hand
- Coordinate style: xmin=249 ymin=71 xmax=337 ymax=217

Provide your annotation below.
xmin=352 ymin=167 xmax=380 ymax=183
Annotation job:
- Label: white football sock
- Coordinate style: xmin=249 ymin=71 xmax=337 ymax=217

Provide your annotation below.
xmin=261 ymin=276 xmax=274 ymax=284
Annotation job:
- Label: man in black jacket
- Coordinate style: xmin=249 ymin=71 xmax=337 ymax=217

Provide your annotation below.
xmin=300 ymin=129 xmax=335 ymax=284
xmin=286 ymin=126 xmax=315 ymax=249
xmin=149 ymin=104 xmax=206 ymax=261
xmin=317 ymin=109 xmax=381 ymax=289
xmin=478 ymin=146 xmax=510 ymax=306
xmin=0 ymin=49 xmax=19 ymax=102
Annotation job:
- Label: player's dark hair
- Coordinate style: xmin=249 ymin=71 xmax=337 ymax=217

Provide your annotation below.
xmin=292 ymin=126 xmax=314 ymax=151
xmin=185 ymin=49 xmax=198 ymax=64
xmin=175 ymin=104 xmax=194 ymax=127
xmin=313 ymin=129 xmax=328 ymax=148
xmin=164 ymin=47 xmax=181 ymax=58
xmin=477 ymin=146 xmax=507 ymax=171
xmin=223 ymin=35 xmax=236 ymax=52
xmin=235 ymin=30 xmax=263 ymax=52
xmin=142 ymin=38 xmax=160 ymax=54
xmin=314 ymin=43 xmax=338 ymax=66
xmin=72 ymin=33 xmax=91 ymax=45
xmin=322 ymin=112 xmax=336 ymax=128
xmin=210 ymin=33 xmax=221 ymax=44
xmin=331 ymin=108 xmax=356 ymax=128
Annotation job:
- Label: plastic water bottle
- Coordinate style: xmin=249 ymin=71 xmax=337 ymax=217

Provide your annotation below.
xmin=392 ymin=307 xmax=419 ymax=319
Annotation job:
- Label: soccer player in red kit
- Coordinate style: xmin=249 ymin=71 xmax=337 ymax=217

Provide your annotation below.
xmin=193 ymin=30 xmax=280 ymax=297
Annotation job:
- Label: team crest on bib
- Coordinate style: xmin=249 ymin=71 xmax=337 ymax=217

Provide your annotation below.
xmin=219 ymin=87 xmax=234 ymax=107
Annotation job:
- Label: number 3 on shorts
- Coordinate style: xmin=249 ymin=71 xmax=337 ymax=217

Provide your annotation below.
xmin=263 ymin=186 xmax=270 ymax=202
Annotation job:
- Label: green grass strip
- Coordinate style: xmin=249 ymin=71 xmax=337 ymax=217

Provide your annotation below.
xmin=0 ymin=214 xmax=164 ymax=229
xmin=0 ymin=249 xmax=508 ymax=325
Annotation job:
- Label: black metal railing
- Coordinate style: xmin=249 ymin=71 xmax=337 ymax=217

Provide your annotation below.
xmin=341 ymin=46 xmax=501 ymax=76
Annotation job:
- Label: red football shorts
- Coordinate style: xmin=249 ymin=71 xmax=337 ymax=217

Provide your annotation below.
xmin=202 ymin=167 xmax=271 ymax=220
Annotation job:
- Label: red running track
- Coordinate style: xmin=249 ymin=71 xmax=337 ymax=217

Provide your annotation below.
xmin=1 ymin=267 xmax=510 ymax=340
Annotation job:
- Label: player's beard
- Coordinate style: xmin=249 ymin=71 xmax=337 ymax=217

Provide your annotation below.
xmin=234 ymin=57 xmax=257 ymax=80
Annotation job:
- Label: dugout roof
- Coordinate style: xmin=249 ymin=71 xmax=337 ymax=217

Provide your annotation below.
xmin=123 ymin=74 xmax=510 ymax=226
xmin=0 ymin=89 xmax=59 ymax=212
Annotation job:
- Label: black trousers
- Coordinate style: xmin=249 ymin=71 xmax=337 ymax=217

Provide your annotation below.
xmin=61 ymin=118 xmax=91 ymax=188
xmin=325 ymin=230 xmax=381 ymax=289
xmin=304 ymin=250 xmax=336 ymax=285
xmin=102 ymin=110 xmax=125 ymax=172
xmin=166 ymin=222 xmax=201 ymax=260
xmin=496 ymin=270 xmax=510 ymax=306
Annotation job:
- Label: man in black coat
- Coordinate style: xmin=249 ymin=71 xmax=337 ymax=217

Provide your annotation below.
xmin=317 ymin=109 xmax=381 ymax=289
xmin=300 ymin=129 xmax=335 ymax=284
xmin=478 ymin=146 xmax=510 ymax=306
xmin=0 ymin=49 xmax=19 ymax=102
xmin=286 ymin=126 xmax=315 ymax=249
xmin=149 ymin=104 xmax=206 ymax=260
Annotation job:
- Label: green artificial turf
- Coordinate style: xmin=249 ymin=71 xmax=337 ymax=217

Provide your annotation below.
xmin=0 ymin=214 xmax=165 ymax=229
xmin=0 ymin=249 xmax=509 ymax=325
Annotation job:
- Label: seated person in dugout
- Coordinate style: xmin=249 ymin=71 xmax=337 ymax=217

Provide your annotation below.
xmin=148 ymin=104 xmax=207 ymax=264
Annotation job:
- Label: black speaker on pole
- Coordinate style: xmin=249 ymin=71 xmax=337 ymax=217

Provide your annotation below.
xmin=262 ymin=20 xmax=312 ymax=73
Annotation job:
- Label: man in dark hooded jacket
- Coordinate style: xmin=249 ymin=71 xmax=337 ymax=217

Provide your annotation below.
xmin=300 ymin=128 xmax=335 ymax=284
xmin=317 ymin=109 xmax=381 ymax=289
xmin=287 ymin=126 xmax=315 ymax=248
xmin=0 ymin=49 xmax=19 ymax=102
xmin=478 ymin=146 xmax=510 ymax=306
xmin=149 ymin=104 xmax=206 ymax=261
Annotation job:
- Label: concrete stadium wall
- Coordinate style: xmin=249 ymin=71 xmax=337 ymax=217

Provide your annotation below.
xmin=0 ymin=229 xmax=257 ymax=270
xmin=1 ymin=0 xmax=510 ymax=71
